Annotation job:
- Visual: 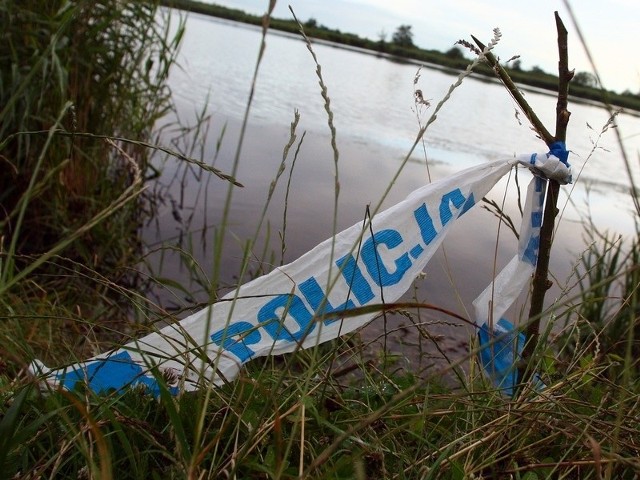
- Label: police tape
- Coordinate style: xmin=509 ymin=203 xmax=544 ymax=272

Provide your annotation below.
xmin=30 ymin=149 xmax=570 ymax=396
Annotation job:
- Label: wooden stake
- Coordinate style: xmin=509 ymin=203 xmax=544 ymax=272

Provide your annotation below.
xmin=473 ymin=12 xmax=573 ymax=391
xmin=519 ymin=12 xmax=572 ymax=387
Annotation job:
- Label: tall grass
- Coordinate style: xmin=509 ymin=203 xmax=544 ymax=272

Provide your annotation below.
xmin=0 ymin=0 xmax=182 ymax=283
xmin=0 ymin=0 xmax=185 ymax=363
xmin=1 ymin=2 xmax=639 ymax=479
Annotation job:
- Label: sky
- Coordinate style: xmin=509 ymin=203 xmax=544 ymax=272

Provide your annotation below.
xmin=201 ymin=0 xmax=639 ymax=94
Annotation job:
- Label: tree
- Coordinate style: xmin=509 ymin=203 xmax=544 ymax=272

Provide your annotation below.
xmin=573 ymin=71 xmax=598 ymax=88
xmin=376 ymin=29 xmax=387 ymax=51
xmin=445 ymin=46 xmax=464 ymax=59
xmin=392 ymin=24 xmax=414 ymax=47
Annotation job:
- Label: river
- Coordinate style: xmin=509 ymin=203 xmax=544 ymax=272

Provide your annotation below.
xmin=143 ymin=10 xmax=640 ymax=376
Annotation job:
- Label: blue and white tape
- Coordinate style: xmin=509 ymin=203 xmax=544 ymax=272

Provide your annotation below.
xmin=31 ymin=149 xmax=570 ymax=395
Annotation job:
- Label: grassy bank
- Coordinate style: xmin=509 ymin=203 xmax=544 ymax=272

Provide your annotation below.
xmin=1 ymin=1 xmax=639 ymax=479
xmin=159 ymin=0 xmax=640 ymax=113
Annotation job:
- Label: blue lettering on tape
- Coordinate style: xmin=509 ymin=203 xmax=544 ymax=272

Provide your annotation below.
xmin=299 ymin=276 xmax=356 ymax=324
xmin=55 ymin=351 xmax=178 ymax=396
xmin=531 ymin=211 xmax=542 ymax=228
xmin=439 ymin=189 xmax=467 ymax=226
xmin=522 ymin=235 xmax=540 ymax=265
xmin=210 ymin=321 xmax=262 ymax=363
xmin=460 ymin=193 xmax=476 ymax=216
xmin=336 ymin=253 xmax=375 ymax=305
xmin=211 ymin=188 xmax=479 ymax=364
xmin=258 ymin=293 xmax=314 ymax=341
xmin=413 ymin=203 xmax=437 ymax=245
xmin=362 ymin=229 xmax=411 ymax=287
xmin=414 ymin=190 xmax=473 ymax=246
xmin=409 ymin=244 xmax=424 ymax=259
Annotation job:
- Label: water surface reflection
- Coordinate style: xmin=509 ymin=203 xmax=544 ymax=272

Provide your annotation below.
xmin=146 ymin=12 xmax=640 ymax=377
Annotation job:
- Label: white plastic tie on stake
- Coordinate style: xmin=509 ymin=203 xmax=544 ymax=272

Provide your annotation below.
xmin=516 ymin=152 xmax=572 ymax=185
xmin=30 ymin=151 xmax=570 ymax=396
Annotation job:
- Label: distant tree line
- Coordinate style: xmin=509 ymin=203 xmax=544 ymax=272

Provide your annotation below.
xmin=159 ymin=0 xmax=640 ymax=111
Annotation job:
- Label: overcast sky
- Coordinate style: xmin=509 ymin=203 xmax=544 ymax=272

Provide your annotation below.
xmin=199 ymin=0 xmax=638 ymax=94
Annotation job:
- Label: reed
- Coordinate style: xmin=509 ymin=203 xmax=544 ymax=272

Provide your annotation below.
xmin=0 ymin=0 xmax=184 ymax=302
xmin=0 ymin=0 xmax=192 ymax=366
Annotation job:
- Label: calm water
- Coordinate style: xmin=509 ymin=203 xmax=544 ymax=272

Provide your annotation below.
xmin=145 ymin=11 xmax=640 ymax=373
